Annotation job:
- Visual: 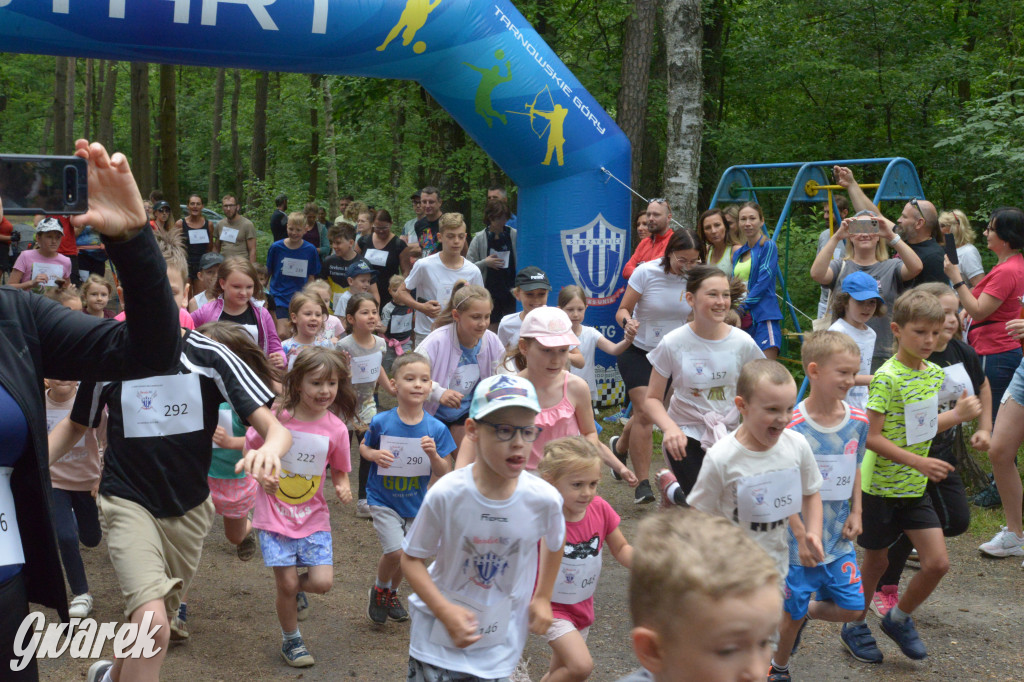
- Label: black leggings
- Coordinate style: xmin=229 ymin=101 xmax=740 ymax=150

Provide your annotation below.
xmin=667 ymin=438 xmax=706 ymax=505
xmin=52 ymin=488 xmax=102 ymax=595
xmin=0 ymin=573 xmax=38 ymax=680
xmin=877 ymin=469 xmax=970 ymax=588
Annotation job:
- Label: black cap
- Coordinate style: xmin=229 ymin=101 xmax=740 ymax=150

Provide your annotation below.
xmin=411 ymin=192 xmax=421 ymax=200
xmin=153 ymin=201 xmax=171 ymax=212
xmin=514 ymin=266 xmax=551 ymax=292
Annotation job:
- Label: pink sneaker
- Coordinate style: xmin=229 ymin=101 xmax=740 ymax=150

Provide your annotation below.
xmin=655 ymin=469 xmax=678 ymax=510
xmin=869 ymin=584 xmax=899 ymax=618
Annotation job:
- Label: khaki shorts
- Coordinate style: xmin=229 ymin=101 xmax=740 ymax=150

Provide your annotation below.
xmin=99 ymin=494 xmax=214 ymax=619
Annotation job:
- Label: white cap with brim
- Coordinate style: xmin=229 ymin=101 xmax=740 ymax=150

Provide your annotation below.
xmin=35 ymin=218 xmax=64 ymax=234
xmin=469 ymin=375 xmax=541 ymax=420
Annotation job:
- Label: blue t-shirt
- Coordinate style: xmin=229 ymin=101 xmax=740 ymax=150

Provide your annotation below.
xmin=433 ymin=339 xmax=482 ymax=422
xmin=786 ymin=401 xmax=868 ymax=565
xmin=266 ymin=239 xmax=321 ymax=306
xmin=363 ymin=408 xmax=456 ymax=518
xmin=0 ymin=383 xmax=29 ymax=581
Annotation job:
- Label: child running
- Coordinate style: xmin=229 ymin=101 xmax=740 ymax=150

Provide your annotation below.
xmin=337 ymin=292 xmax=395 ymax=518
xmin=400 ymin=374 xmax=566 ymax=681
xmin=768 ymin=331 xmax=870 ymax=681
xmin=614 ymin=509 xmax=782 ymax=682
xmin=81 ymin=274 xmax=116 ymax=318
xmin=843 ymin=289 xmax=982 ymax=664
xmin=381 ymin=274 xmax=415 ymax=372
xmin=247 ymin=347 xmax=356 ymax=668
xmin=497 ymin=266 xmax=551 ymax=349
xmin=686 ymin=359 xmax=825 ymax=578
xmin=559 ymin=285 xmax=635 ymax=403
xmin=267 ymin=211 xmax=321 ymax=338
xmin=870 ymin=282 xmax=991 ymax=617
xmin=303 ymin=279 xmax=346 ymax=345
xmin=321 ymin=222 xmax=360 ymax=305
xmin=827 ymin=271 xmax=885 ymax=410
xmin=538 ymin=437 xmax=633 ymax=682
xmin=281 ymin=292 xmax=333 ymax=368
xmin=360 ymin=352 xmax=456 ymax=625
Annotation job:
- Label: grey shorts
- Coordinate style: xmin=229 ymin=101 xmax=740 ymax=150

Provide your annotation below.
xmin=370 ymin=505 xmax=414 ymax=554
xmin=408 ymin=657 xmax=509 ymax=682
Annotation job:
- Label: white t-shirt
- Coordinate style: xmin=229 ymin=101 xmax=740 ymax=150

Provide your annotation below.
xmin=497 ymin=312 xmax=524 ymax=350
xmin=569 ymin=325 xmax=604 ymax=400
xmin=687 ymin=430 xmax=823 ymax=576
xmin=627 ymin=261 xmax=690 ymax=351
xmin=957 ymin=244 xmax=985 ymax=284
xmin=190 ymin=290 xmax=209 ymax=310
xmin=404 ymin=253 xmax=484 ymax=336
xmin=648 ymin=325 xmax=764 ymax=440
xmin=403 ymin=465 xmax=565 ymax=679
xmin=828 ymin=317 xmax=876 ymax=410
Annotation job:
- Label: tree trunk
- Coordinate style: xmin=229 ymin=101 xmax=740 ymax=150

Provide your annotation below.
xmin=208 ymin=68 xmax=226 ymax=204
xmin=158 ymin=64 xmax=180 ymax=221
xmin=308 ymin=74 xmax=320 ymax=200
xmin=92 ymin=60 xmax=105 ymax=143
xmin=83 ymin=59 xmax=94 ymax=140
xmin=698 ymin=0 xmax=728 ymax=208
xmin=662 ymin=0 xmax=703 ymax=230
xmin=64 ymin=58 xmax=77 ymax=149
xmin=250 ymin=72 xmax=269 ymax=192
xmin=616 ymin=0 xmax=656 ymax=220
xmin=40 ymin=116 xmax=52 ymax=154
xmin=322 ymin=76 xmax=339 ymax=221
xmin=97 ymin=61 xmax=118 ymax=149
xmin=130 ymin=62 xmax=153 ymax=198
xmin=230 ymin=70 xmax=244 ymax=200
xmin=53 ymin=57 xmax=68 ymax=154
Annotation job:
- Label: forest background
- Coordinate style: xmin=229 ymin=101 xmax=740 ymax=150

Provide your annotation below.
xmin=1 ymin=0 xmax=1022 ymax=320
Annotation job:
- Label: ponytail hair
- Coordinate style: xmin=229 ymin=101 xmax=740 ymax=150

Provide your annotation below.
xmin=432 ymin=281 xmax=492 ymax=330
xmin=197 ymin=321 xmax=280 ymax=390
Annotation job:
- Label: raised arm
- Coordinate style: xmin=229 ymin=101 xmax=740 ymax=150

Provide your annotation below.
xmin=834 ymin=166 xmax=882 ymax=216
xmin=810 ymin=222 xmax=848 ymax=285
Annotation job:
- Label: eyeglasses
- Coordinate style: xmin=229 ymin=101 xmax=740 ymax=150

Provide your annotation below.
xmin=911 ymin=198 xmax=925 ymax=220
xmin=475 ymin=421 xmax=543 ymax=442
xmin=670 ymin=255 xmax=700 ymax=268
xmin=156 ymin=208 xmax=170 ymax=213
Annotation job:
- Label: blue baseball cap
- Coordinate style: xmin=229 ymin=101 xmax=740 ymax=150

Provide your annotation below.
xmin=346 ymin=259 xmax=376 ymax=280
xmin=469 ymin=375 xmax=541 ymax=420
xmin=841 ymin=271 xmax=884 ymax=303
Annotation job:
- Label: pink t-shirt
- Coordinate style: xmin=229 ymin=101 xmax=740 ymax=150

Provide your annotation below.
xmin=12 ymin=249 xmax=72 ymax=283
xmin=968 ymin=253 xmax=1024 ymax=355
xmin=46 ymin=388 xmax=105 ymax=491
xmin=247 ymin=409 xmax=351 ymax=539
xmin=552 ymin=495 xmax=620 ymax=630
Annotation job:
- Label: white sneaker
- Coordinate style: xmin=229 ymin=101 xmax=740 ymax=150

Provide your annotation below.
xmin=69 ymin=593 xmax=94 ymax=618
xmin=86 ymin=660 xmax=113 ymax=682
xmin=355 ymin=499 xmax=371 ymax=519
xmin=979 ymin=526 xmax=1024 ymax=557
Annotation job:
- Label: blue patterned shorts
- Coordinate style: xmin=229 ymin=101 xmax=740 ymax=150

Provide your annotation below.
xmin=259 ymin=529 xmax=333 ymax=567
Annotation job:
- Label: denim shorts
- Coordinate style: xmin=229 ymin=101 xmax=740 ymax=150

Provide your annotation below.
xmin=259 ymin=529 xmax=333 ymax=567
xmin=1000 ymin=355 xmax=1024 ymax=407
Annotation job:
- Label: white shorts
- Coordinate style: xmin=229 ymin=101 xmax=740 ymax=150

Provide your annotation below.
xmin=370 ymin=505 xmax=414 ymax=554
xmin=542 ymin=618 xmax=590 ymax=643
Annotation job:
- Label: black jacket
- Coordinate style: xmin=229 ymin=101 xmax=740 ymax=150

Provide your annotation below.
xmin=0 ymin=226 xmax=181 ymax=619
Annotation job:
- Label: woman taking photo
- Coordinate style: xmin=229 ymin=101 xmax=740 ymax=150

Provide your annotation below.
xmin=611 ymin=228 xmax=701 ymax=504
xmin=810 ymin=212 xmax=922 ymax=370
xmin=731 ymin=202 xmax=783 ymax=359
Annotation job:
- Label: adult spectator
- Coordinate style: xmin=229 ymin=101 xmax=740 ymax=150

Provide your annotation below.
xmin=814 ymin=195 xmax=850 ymax=316
xmin=76 ymin=224 xmax=107 ymax=280
xmin=696 ymin=207 xmax=736 ymax=275
xmin=357 ymin=209 xmax=405 ymax=308
xmin=302 ymin=201 xmax=329 ymax=258
xmin=1 ymin=211 xmax=17 ymax=277
xmin=468 ymin=198 xmax=518 ymax=325
xmin=487 ymin=185 xmax=517 ymax=229
xmin=0 ymin=141 xmax=182 ymax=682
xmin=731 ymin=202 xmax=783 ymax=359
xmin=939 ymin=209 xmax=985 ymax=287
xmin=622 ymin=198 xmax=673 ymax=279
xmin=150 ymin=200 xmax=174 ymax=234
xmin=811 ymin=213 xmax=922 ymax=370
xmin=401 ymin=192 xmax=422 ymax=244
xmin=413 ymin=186 xmax=443 ymax=254
xmin=269 ymin=193 xmax=288 ymax=241
xmin=943 ymin=207 xmax=1024 ymax=415
xmin=836 ymin=165 xmax=946 ymax=286
xmin=54 ymin=214 xmax=82 ymax=286
xmin=213 ymin=194 xmax=257 ymax=263
xmin=612 ymin=228 xmax=702 ymax=504
xmin=175 ymin=193 xmax=214 ymax=294
xmin=635 ymin=210 xmax=649 ymax=240
xmin=333 ymin=195 xmax=354 ymax=224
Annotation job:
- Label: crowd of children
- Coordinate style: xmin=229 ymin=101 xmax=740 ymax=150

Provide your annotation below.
xmin=16 ymin=190 xmax=1007 ymax=682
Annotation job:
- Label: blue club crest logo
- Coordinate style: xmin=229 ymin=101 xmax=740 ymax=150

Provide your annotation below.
xmin=820 ymin=464 xmax=832 ymax=481
xmin=752 ymin=486 xmax=767 ymax=506
xmin=136 ymin=389 xmax=158 ymax=412
xmin=560 ymin=214 xmax=626 ymax=307
xmin=562 ymin=566 xmax=578 ymax=585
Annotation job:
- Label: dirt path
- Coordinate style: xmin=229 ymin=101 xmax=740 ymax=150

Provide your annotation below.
xmin=36 ymin=469 xmax=1024 ymax=681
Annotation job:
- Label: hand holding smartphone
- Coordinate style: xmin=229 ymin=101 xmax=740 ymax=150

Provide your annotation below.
xmin=0 ymin=154 xmax=88 ymax=215
xmin=944 ymin=233 xmax=959 ymax=265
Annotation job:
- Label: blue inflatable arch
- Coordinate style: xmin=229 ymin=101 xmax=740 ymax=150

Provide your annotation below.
xmin=1 ymin=0 xmax=632 ymax=400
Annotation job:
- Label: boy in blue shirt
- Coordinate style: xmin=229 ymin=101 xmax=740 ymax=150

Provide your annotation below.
xmin=770 ymin=331 xmax=870 ymax=680
xmin=360 ymin=352 xmax=456 ymax=625
xmin=267 ymin=211 xmax=320 ymax=338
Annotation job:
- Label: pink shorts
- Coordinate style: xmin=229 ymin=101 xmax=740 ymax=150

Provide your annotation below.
xmin=207 ymin=476 xmax=259 ymax=519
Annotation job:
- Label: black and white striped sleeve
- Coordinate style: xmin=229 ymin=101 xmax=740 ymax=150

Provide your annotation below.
xmin=180 ymin=331 xmax=276 ymax=422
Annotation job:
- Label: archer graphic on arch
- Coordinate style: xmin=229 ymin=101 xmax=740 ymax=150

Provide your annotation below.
xmin=507 ymin=85 xmax=567 ymax=166
xmin=376 ymin=0 xmax=442 ymax=54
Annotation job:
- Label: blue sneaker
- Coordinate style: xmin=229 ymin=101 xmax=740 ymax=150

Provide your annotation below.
xmin=296 ymin=592 xmax=310 ymax=622
xmin=840 ymin=622 xmax=883 ymax=664
xmin=880 ymin=611 xmax=927 ymax=660
xmin=281 ymin=636 xmax=315 ymax=667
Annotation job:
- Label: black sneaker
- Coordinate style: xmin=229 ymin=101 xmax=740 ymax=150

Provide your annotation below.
xmin=609 ymin=435 xmax=628 ymax=480
xmin=367 ymin=586 xmax=389 ymax=625
xmin=634 ymin=479 xmax=655 ymax=505
xmin=387 ymin=590 xmax=409 ymax=622
xmin=767 ymin=666 xmax=791 ymax=682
